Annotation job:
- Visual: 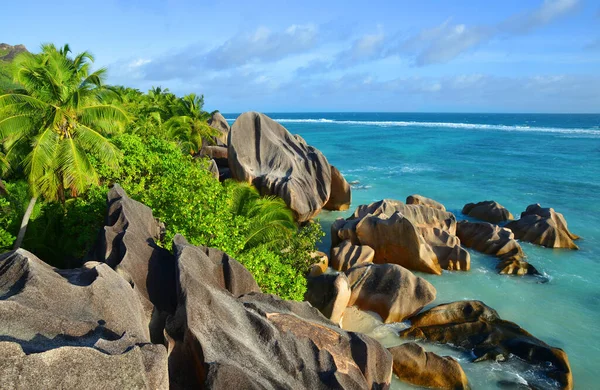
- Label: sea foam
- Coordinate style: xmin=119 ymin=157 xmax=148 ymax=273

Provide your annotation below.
xmin=266 ymin=118 xmax=600 ymax=136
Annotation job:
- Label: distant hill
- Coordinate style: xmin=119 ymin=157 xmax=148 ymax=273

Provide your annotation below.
xmin=0 ymin=43 xmax=27 ymax=92
xmin=0 ymin=43 xmax=28 ymax=61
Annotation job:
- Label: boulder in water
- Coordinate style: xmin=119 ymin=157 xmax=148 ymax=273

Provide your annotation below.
xmin=457 ymin=220 xmax=538 ymax=275
xmin=324 ymin=165 xmax=351 ymax=211
xmin=505 ymin=204 xmax=579 ymax=249
xmin=345 ymin=263 xmax=436 ymax=323
xmin=228 ymin=112 xmax=332 ymax=222
xmin=462 ymin=200 xmax=514 ymax=223
xmin=388 ymin=343 xmax=469 ymax=389
xmin=406 ymin=194 xmax=446 ymax=211
xmin=401 ymin=300 xmax=573 ymax=390
xmin=330 ymin=240 xmax=375 ymax=271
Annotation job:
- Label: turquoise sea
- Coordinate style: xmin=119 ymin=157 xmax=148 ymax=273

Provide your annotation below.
xmin=226 ymin=113 xmax=600 ymax=389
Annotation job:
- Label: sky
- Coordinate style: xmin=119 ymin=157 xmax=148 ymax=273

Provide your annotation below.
xmin=2 ymin=0 xmax=600 ymax=113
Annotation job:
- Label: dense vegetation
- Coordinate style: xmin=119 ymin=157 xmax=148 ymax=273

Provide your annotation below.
xmin=0 ymin=44 xmax=322 ymax=300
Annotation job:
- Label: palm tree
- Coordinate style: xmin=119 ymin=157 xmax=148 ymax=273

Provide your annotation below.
xmin=0 ymin=43 xmax=127 ymax=248
xmin=229 ymin=182 xmax=297 ymax=250
xmin=165 ymin=93 xmax=219 ymax=155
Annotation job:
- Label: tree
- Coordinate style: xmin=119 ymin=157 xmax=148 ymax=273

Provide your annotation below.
xmin=165 ymin=93 xmax=219 ymax=154
xmin=0 ymin=43 xmax=126 ymax=248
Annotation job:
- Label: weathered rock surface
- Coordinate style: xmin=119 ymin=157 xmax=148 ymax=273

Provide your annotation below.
xmin=207 ymin=159 xmax=219 ymax=179
xmin=506 ymin=204 xmax=579 ymax=249
xmin=462 ymin=200 xmax=514 ymax=224
xmin=457 ymin=221 xmax=538 ymax=275
xmin=354 ymin=212 xmax=443 ymax=274
xmin=332 ymin=200 xmax=469 ymax=275
xmin=419 ymin=227 xmax=470 ymax=271
xmin=324 ymin=165 xmax=351 ymax=211
xmin=388 ymin=343 xmax=469 ymax=390
xmin=0 ymin=342 xmax=168 ymax=390
xmin=207 ymin=111 xmax=230 ymax=145
xmin=166 ymin=235 xmax=393 ymax=389
xmin=406 ymin=194 xmax=446 ymax=211
xmin=401 ymin=300 xmax=573 ymax=390
xmin=304 ymin=273 xmax=351 ymax=324
xmin=0 ymin=249 xmax=168 ymax=389
xmin=200 ymin=145 xmax=228 ymax=168
xmin=308 ymin=251 xmax=329 ymax=276
xmin=345 ymin=263 xmax=436 ymax=323
xmin=228 ymin=112 xmax=332 ymax=222
xmin=330 ymin=240 xmax=374 ymax=271
xmin=91 ymin=184 xmax=177 ymax=343
xmin=353 ymin=199 xmax=457 ymax=234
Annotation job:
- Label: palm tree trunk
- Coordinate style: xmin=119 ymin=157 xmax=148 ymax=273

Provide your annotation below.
xmin=13 ymin=196 xmax=37 ymax=249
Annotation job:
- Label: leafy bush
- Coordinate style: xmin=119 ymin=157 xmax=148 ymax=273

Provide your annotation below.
xmin=96 ymin=133 xmax=323 ymax=300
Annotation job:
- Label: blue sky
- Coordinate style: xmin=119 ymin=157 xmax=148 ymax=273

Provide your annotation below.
xmin=2 ymin=0 xmax=599 ymax=112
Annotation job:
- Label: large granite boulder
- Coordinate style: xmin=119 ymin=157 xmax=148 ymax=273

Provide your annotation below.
xmin=457 ymin=221 xmax=538 ymax=275
xmin=505 ymin=204 xmax=580 ymax=249
xmin=91 ymin=184 xmax=177 ymax=343
xmin=345 ymin=263 xmax=436 ymax=323
xmin=400 ymin=300 xmax=572 ymax=390
xmin=228 ymin=112 xmax=332 ymax=222
xmin=354 ymin=212 xmax=443 ymax=274
xmin=462 ymin=200 xmax=514 ymax=224
xmin=330 ymin=240 xmax=374 ymax=271
xmin=418 ymin=227 xmax=470 ymax=271
xmin=165 ymin=235 xmax=393 ymax=389
xmin=353 ymin=199 xmax=457 ymax=234
xmin=0 ymin=249 xmax=168 ymax=389
xmin=331 ymin=199 xmax=471 ymax=275
xmin=324 ymin=165 xmax=351 ymax=211
xmin=388 ymin=343 xmax=469 ymax=389
xmin=406 ymin=194 xmax=446 ymax=211
xmin=207 ymin=111 xmax=230 ymax=145
xmin=304 ymin=273 xmax=351 ymax=324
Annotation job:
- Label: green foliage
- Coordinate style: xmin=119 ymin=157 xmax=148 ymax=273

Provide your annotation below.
xmin=97 ymin=133 xmax=323 ymax=300
xmin=0 ymin=197 xmax=16 ymax=250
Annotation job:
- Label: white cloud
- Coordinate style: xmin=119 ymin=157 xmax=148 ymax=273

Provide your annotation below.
xmin=204 ymin=24 xmax=319 ymax=69
xmin=401 ymin=0 xmax=580 ymax=66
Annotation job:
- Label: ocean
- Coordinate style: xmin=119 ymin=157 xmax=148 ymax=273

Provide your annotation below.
xmin=226 ymin=112 xmax=600 ymax=389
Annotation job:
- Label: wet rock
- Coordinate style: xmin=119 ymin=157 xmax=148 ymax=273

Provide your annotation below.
xmin=388 ymin=343 xmax=469 ymax=390
xmin=505 ymin=204 xmax=579 ymax=249
xmin=304 ymin=273 xmax=351 ymax=324
xmin=207 ymin=111 xmax=230 ymax=145
xmin=400 ymin=300 xmax=573 ymax=390
xmin=228 ymin=112 xmax=331 ymax=222
xmin=457 ymin=221 xmax=538 ymax=275
xmin=462 ymin=200 xmax=514 ymax=224
xmin=345 ymin=263 xmax=436 ymax=323
xmin=0 ymin=249 xmax=168 ymax=389
xmin=331 ymin=240 xmax=375 ymax=271
xmin=406 ymin=194 xmax=446 ymax=211
xmin=166 ymin=235 xmax=393 ymax=389
xmin=324 ymin=165 xmax=351 ymax=211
